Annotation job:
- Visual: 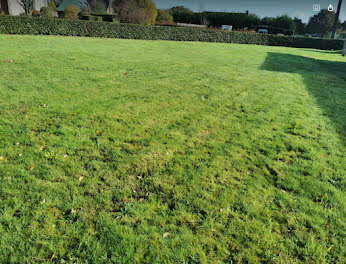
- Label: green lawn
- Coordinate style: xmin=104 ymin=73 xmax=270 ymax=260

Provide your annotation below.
xmin=0 ymin=35 xmax=345 ymax=263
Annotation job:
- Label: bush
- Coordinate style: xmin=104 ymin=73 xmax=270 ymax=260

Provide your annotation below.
xmin=169 ymin=6 xmax=195 ymax=23
xmin=32 ymin=9 xmax=40 ymax=17
xmin=156 ymin=9 xmax=173 ymax=24
xmin=91 ymin=16 xmax=103 ymax=22
xmin=0 ymin=16 xmax=343 ymax=51
xmin=80 ymin=15 xmax=91 ymax=21
xmin=40 ymin=7 xmax=54 ymax=18
xmin=137 ymin=0 xmax=157 ymax=25
xmin=80 ymin=7 xmax=90 ymax=16
xmin=64 ymin=5 xmax=79 ymax=20
xmin=113 ymin=0 xmax=157 ymax=25
xmin=48 ymin=1 xmax=57 ymax=12
xmin=90 ymin=0 xmax=106 ymax=14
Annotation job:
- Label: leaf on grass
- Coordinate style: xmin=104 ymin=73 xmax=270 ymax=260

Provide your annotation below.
xmin=163 ymin=232 xmax=170 ymax=238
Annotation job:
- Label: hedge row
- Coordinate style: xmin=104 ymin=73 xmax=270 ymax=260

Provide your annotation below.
xmin=0 ymin=16 xmax=344 ymax=50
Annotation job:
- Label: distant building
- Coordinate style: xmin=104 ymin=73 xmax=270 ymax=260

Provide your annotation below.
xmin=0 ymin=0 xmax=48 ymax=15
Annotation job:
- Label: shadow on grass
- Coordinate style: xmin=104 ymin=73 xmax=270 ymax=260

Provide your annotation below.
xmin=301 ymin=49 xmax=343 ymax=54
xmin=261 ymin=53 xmax=346 ymax=144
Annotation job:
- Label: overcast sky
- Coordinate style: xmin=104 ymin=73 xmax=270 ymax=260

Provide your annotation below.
xmin=152 ymin=0 xmax=346 ymax=22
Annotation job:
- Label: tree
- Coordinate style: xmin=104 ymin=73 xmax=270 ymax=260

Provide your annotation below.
xmin=246 ymin=14 xmax=261 ymax=28
xmin=261 ymin=15 xmax=295 ymax=31
xmin=137 ymin=0 xmax=157 ymax=24
xmin=199 ymin=12 xmax=209 ymax=26
xmin=273 ymin=15 xmax=295 ymax=31
xmin=293 ymin=17 xmax=306 ymax=35
xmin=156 ymin=9 xmax=173 ymax=24
xmin=169 ymin=6 xmax=195 ymax=23
xmin=113 ymin=0 xmax=149 ymax=24
xmin=261 ymin=16 xmax=275 ymax=27
xmin=113 ymin=0 xmax=157 ymax=24
xmin=17 ymin=0 xmax=34 ymax=15
xmin=307 ymin=9 xmax=336 ymax=37
xmin=90 ymin=0 xmax=106 ymax=14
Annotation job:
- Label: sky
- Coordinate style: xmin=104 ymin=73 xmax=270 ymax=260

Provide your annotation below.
xmin=152 ymin=0 xmax=346 ymax=23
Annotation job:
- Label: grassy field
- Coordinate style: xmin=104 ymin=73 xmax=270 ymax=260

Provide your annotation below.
xmin=0 ymin=35 xmax=345 ymax=263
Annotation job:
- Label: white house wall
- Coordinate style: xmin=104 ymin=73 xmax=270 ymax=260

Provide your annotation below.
xmin=7 ymin=0 xmax=23 ymax=15
xmin=8 ymin=0 xmax=48 ymax=15
xmin=33 ymin=0 xmax=47 ymax=11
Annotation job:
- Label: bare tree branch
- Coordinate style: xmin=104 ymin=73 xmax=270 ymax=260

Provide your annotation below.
xmin=16 ymin=0 xmax=34 ymax=15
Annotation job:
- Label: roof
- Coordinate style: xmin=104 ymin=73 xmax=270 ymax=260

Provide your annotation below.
xmin=57 ymin=0 xmax=89 ymax=12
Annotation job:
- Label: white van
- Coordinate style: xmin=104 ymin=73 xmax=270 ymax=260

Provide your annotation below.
xmin=222 ymin=25 xmax=233 ymax=31
xmin=258 ymin=29 xmax=269 ymax=34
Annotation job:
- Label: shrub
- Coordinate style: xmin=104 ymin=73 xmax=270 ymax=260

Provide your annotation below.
xmin=64 ymin=5 xmax=79 ymax=20
xmin=40 ymin=7 xmax=54 ymax=18
xmin=113 ymin=0 xmax=149 ymax=24
xmin=137 ymin=0 xmax=157 ymax=25
xmin=156 ymin=9 xmax=173 ymax=24
xmin=80 ymin=15 xmax=91 ymax=21
xmin=32 ymin=9 xmax=40 ymax=17
xmin=113 ymin=0 xmax=157 ymax=25
xmin=91 ymin=16 xmax=103 ymax=22
xmin=169 ymin=6 xmax=195 ymax=23
xmin=48 ymin=1 xmax=57 ymax=12
xmin=0 ymin=16 xmax=343 ymax=51
xmin=80 ymin=7 xmax=90 ymax=16
xmin=90 ymin=0 xmax=106 ymax=14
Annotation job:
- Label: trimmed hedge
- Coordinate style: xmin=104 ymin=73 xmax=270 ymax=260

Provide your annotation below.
xmin=0 ymin=16 xmax=344 ymax=50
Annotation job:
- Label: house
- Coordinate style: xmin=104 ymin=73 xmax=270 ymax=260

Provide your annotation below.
xmin=0 ymin=0 xmax=48 ymax=15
